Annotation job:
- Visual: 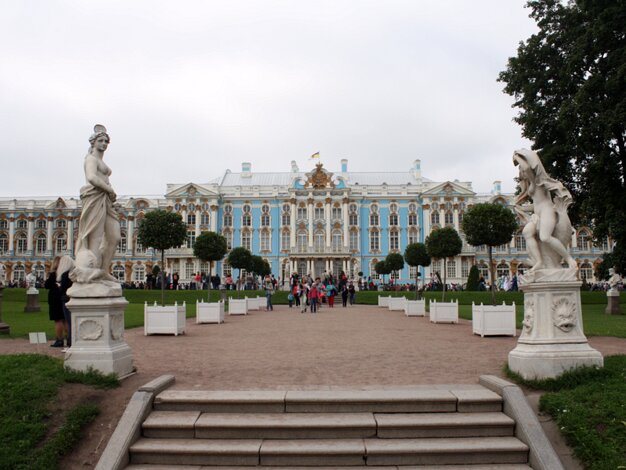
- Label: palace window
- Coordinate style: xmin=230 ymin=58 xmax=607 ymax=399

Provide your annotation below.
xmin=461 ymin=259 xmax=470 ymax=278
xmin=55 ymin=233 xmax=66 ymax=254
xmin=577 ymin=230 xmax=591 ymax=250
xmin=431 ymin=211 xmax=440 ymax=225
xmin=408 ymin=228 xmax=418 ymax=245
xmin=431 ymin=259 xmax=442 ymax=278
xmin=371 ymin=260 xmax=379 ymax=280
xmin=222 ymin=261 xmax=232 ymax=277
xmin=390 ymin=203 xmax=398 ymax=212
xmin=243 ymin=204 xmax=251 ymax=213
xmin=477 ymin=262 xmax=489 ymax=280
xmin=579 ymin=262 xmax=593 ymax=281
xmin=36 ymin=219 xmax=46 ymax=229
xmin=224 ymin=204 xmax=232 ymax=213
xmin=188 ymin=203 xmax=196 ymax=212
xmin=185 ymin=261 xmax=195 ymax=279
xmin=16 ymin=233 xmax=27 ymax=254
xmin=332 ymin=231 xmax=342 ymax=251
xmin=35 ymin=234 xmax=47 ymax=254
xmin=201 ymin=203 xmax=210 ymax=211
xmin=261 ymin=213 xmax=271 ymax=227
xmin=369 ymin=213 xmax=379 ymax=226
xmin=186 ymin=231 xmax=195 ymax=249
xmin=187 ymin=214 xmax=196 ymax=225
xmin=444 ymin=211 xmax=454 ymax=226
xmin=370 ymin=230 xmax=380 ymax=252
xmin=0 ymin=220 xmax=7 ymax=229
xmin=297 ymin=231 xmax=307 ymax=251
xmin=16 ymin=219 xmax=27 ymax=229
xmin=517 ymin=263 xmax=528 ymax=275
xmin=389 ymin=213 xmax=398 ymax=226
xmin=223 ymin=230 xmax=233 ymax=250
xmin=314 ymin=206 xmax=324 ymax=220
xmin=117 ymin=233 xmax=127 ymax=253
xmin=496 ymin=262 xmax=509 ymax=278
xmin=458 ymin=211 xmax=464 ymax=224
xmin=332 ymin=206 xmax=342 ymax=220
xmin=447 ymin=259 xmax=456 ymax=278
xmin=281 ymin=230 xmax=290 ymax=250
xmin=390 ymin=269 xmax=400 ymax=281
xmin=389 ymin=229 xmax=399 ymax=251
xmin=282 ymin=212 xmax=290 ymax=226
xmin=349 ymin=212 xmax=358 ymax=225
xmin=515 ymin=233 xmax=526 ymax=250
xmin=314 ymin=231 xmax=325 ymax=252
xmin=119 ymin=219 xmax=127 ymax=229
xmin=0 ymin=234 xmax=8 ymax=254
xmin=34 ymin=264 xmax=45 ymax=280
xmin=242 ymin=214 xmax=251 ymax=227
xmin=112 ymin=265 xmax=125 ymax=282
xmin=349 ymin=230 xmax=359 ymax=251
xmin=56 ymin=219 xmax=66 ymax=229
xmin=174 ymin=203 xmax=182 ymax=211
xmin=13 ymin=265 xmax=25 ymax=281
xmin=135 ymin=238 xmax=146 ymax=254
xmin=409 ymin=266 xmax=418 ymax=280
xmin=223 ymin=214 xmax=232 ymax=227
xmin=297 ymin=206 xmax=307 ymax=220
xmin=408 ymin=213 xmax=417 ymax=226
xmin=133 ymin=265 xmax=145 ymax=282
xmin=260 ymin=230 xmax=271 ymax=252
xmin=200 ymin=213 xmax=210 ymax=225
xmin=241 ymin=231 xmax=251 ymax=251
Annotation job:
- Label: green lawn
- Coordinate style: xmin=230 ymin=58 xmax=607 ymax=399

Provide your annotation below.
xmin=1 ymin=288 xmax=625 ymax=338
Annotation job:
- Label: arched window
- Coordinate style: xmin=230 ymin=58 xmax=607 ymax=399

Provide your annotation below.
xmin=200 ymin=212 xmax=210 ymax=226
xmin=15 ymin=232 xmax=27 ymax=254
xmin=0 ymin=220 xmax=7 ymax=229
xmin=515 ymin=232 xmax=526 ymax=250
xmin=112 ymin=265 xmax=125 ymax=282
xmin=242 ymin=213 xmax=251 ymax=227
xmin=444 ymin=211 xmax=454 ymax=226
xmin=579 ymin=262 xmax=593 ymax=281
xmin=223 ymin=213 xmax=232 ymax=227
xmin=447 ymin=259 xmax=456 ymax=278
xmin=222 ymin=261 xmax=232 ymax=277
xmin=408 ymin=213 xmax=418 ymax=226
xmin=185 ymin=261 xmax=195 ymax=279
xmin=371 ymin=259 xmax=379 ymax=280
xmin=369 ymin=229 xmax=380 ymax=252
xmin=117 ymin=232 xmax=127 ymax=253
xmin=332 ymin=205 xmax=342 ymax=220
xmin=477 ymin=262 xmax=489 ymax=280
xmin=332 ymin=230 xmax=342 ymax=251
xmin=0 ymin=233 xmax=8 ymax=254
xmin=34 ymin=264 xmax=45 ymax=280
xmin=35 ymin=233 xmax=47 ymax=254
xmin=281 ymin=229 xmax=290 ymax=250
xmin=282 ymin=206 xmax=290 ymax=226
xmin=260 ymin=230 xmax=271 ymax=252
xmin=431 ymin=211 xmax=440 ymax=225
xmin=349 ymin=229 xmax=359 ymax=251
xmin=36 ymin=219 xmax=47 ymax=229
xmin=222 ymin=230 xmax=233 ymax=250
xmin=133 ymin=265 xmax=146 ymax=282
xmin=55 ymin=233 xmax=66 ymax=254
xmin=517 ymin=263 xmax=528 ymax=275
xmin=16 ymin=219 xmax=27 ymax=229
xmin=496 ymin=262 xmax=509 ymax=278
xmin=261 ymin=213 xmax=270 ymax=227
xmin=389 ymin=229 xmax=399 ymax=251
xmin=389 ymin=213 xmax=398 ymax=226
xmin=186 ymin=230 xmax=195 ymax=249
xmin=241 ymin=230 xmax=251 ymax=250
xmin=369 ymin=213 xmax=379 ymax=226
xmin=13 ymin=264 xmax=25 ymax=281
xmin=314 ymin=230 xmax=325 ymax=252
xmin=577 ymin=230 xmax=591 ymax=251
xmin=55 ymin=219 xmax=67 ymax=229
xmin=408 ymin=228 xmax=418 ymax=245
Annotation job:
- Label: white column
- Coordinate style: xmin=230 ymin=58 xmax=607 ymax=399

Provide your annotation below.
xmin=210 ymin=205 xmax=218 ymax=232
xmin=195 ymin=210 xmax=201 ymax=236
xmin=46 ymin=217 xmax=53 ymax=255
xmin=290 ymin=200 xmax=296 ymax=248
xmin=307 ymin=199 xmax=314 ymax=248
xmin=342 ymin=199 xmax=349 ymax=249
xmin=26 ymin=218 xmax=34 ymax=253
xmin=343 ymin=258 xmax=348 ymax=273
xmin=8 ymin=219 xmax=14 ymax=254
xmin=127 ymin=218 xmax=134 ymax=254
xmin=67 ymin=218 xmax=74 ymax=254
xmin=325 ymin=198 xmax=331 ymax=248
xmin=326 ymin=259 xmax=331 ymax=273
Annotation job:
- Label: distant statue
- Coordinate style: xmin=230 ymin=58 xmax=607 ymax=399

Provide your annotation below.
xmin=26 ymin=269 xmax=38 ymax=293
xmin=513 ymin=149 xmax=576 ymax=279
xmin=0 ymin=264 xmax=5 ymax=287
xmin=607 ymin=267 xmax=621 ymax=294
xmin=70 ymin=125 xmax=121 ymax=294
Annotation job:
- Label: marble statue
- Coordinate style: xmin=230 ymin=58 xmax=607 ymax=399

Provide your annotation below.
xmin=513 ymin=149 xmax=577 ymax=283
xmin=607 ymin=268 xmax=621 ymax=294
xmin=26 ymin=269 xmax=39 ymax=294
xmin=69 ymin=125 xmax=122 ymax=297
xmin=0 ymin=264 xmax=5 ymax=287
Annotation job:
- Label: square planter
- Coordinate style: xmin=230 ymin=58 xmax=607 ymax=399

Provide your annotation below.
xmin=378 ymin=295 xmax=392 ymax=308
xmin=388 ymin=296 xmax=407 ymax=311
xmin=196 ymin=300 xmax=225 ymax=324
xmin=144 ymin=302 xmax=186 ymax=336
xmin=246 ymin=296 xmax=260 ymax=311
xmin=429 ymin=300 xmax=459 ymax=323
xmin=472 ymin=302 xmax=516 ymax=337
xmin=229 ymin=297 xmax=248 ymax=315
xmin=405 ymin=299 xmax=426 ymax=317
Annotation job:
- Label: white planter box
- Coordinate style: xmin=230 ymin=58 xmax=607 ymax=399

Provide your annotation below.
xmin=472 ymin=302 xmax=517 ymax=337
xmin=429 ymin=300 xmax=459 ymax=323
xmin=196 ymin=300 xmax=225 ymax=324
xmin=246 ymin=296 xmax=260 ymax=311
xmin=389 ymin=296 xmax=407 ymax=311
xmin=144 ymin=302 xmax=186 ymax=336
xmin=405 ymin=299 xmax=426 ymax=317
xmin=229 ymin=297 xmax=248 ymax=315
xmin=378 ymin=295 xmax=392 ymax=307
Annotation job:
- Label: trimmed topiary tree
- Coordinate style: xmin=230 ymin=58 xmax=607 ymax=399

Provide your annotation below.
xmin=461 ymin=202 xmax=518 ymax=304
xmin=227 ymin=247 xmax=253 ymax=298
xmin=375 ymin=260 xmax=391 ymax=286
xmin=425 ymin=226 xmax=462 ymax=301
xmin=404 ymin=243 xmax=431 ymax=299
xmin=385 ymin=253 xmax=405 ymax=287
xmin=193 ymin=231 xmax=228 ymax=302
xmin=466 ymin=264 xmax=480 ymax=291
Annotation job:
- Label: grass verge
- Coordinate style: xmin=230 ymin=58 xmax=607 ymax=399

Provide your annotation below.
xmin=0 ymin=354 xmax=119 ymax=470
xmin=506 ymin=355 xmax=626 ymax=470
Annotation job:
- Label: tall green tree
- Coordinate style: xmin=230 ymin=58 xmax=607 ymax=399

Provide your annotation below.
xmin=385 ymin=253 xmax=405 ymax=282
xmin=425 ymin=227 xmax=462 ymax=301
xmin=375 ymin=260 xmax=391 ymax=286
xmin=404 ymin=242 xmax=431 ymax=299
xmin=137 ymin=210 xmax=187 ymax=306
xmin=250 ymin=255 xmax=272 ymax=283
xmin=499 ymin=0 xmax=626 ymax=268
xmin=461 ymin=203 xmax=518 ymax=304
xmin=193 ymin=231 xmax=228 ymax=301
xmin=227 ymin=247 xmax=253 ymax=298
xmin=466 ymin=264 xmax=480 ymax=292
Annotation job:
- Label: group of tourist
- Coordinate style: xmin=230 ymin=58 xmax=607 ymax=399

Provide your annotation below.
xmin=284 ymin=272 xmax=356 ymax=313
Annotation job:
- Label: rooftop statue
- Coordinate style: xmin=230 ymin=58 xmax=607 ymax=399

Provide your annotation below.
xmin=513 ymin=149 xmax=577 ymax=283
xmin=69 ymin=125 xmax=122 ymax=297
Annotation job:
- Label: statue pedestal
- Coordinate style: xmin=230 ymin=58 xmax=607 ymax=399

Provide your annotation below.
xmin=509 ymin=280 xmax=603 ymax=380
xmin=64 ymin=296 xmax=134 ymax=379
xmin=605 ymin=290 xmax=622 ymax=315
xmin=24 ymin=292 xmax=41 ymax=312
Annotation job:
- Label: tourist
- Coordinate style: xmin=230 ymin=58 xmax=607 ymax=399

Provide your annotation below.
xmin=348 ymin=281 xmax=356 ymax=305
xmin=57 ymin=256 xmax=74 ymax=348
xmin=172 ymin=272 xmax=179 ymax=290
xmin=326 ymin=282 xmax=336 ymax=308
xmin=264 ymin=275 xmax=274 ymax=311
xmin=341 ymin=283 xmax=349 ymax=307
xmin=308 ymin=283 xmax=319 ymax=313
xmin=45 ymin=257 xmax=66 ymax=348
xmin=299 ymin=282 xmax=309 ymax=313
xmin=293 ymin=283 xmax=300 ymax=307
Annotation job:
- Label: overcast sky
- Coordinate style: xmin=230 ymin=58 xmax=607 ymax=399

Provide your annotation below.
xmin=1 ymin=0 xmax=537 ymax=198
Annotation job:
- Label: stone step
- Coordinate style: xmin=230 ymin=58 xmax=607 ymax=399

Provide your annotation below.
xmin=126 ymin=466 xmax=533 ymax=470
xmin=142 ymin=411 xmax=514 ymax=439
xmin=374 ymin=412 xmax=515 ymax=438
xmin=364 ymin=437 xmax=529 ymax=466
xmin=153 ymin=389 xmax=502 ymax=414
xmin=129 ymin=437 xmax=528 ymax=467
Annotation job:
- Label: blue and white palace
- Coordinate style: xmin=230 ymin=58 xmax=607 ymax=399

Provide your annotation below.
xmin=0 ymin=159 xmax=608 ymax=285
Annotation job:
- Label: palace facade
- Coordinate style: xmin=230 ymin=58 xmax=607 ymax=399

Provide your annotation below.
xmin=0 ymin=159 xmax=608 ymax=286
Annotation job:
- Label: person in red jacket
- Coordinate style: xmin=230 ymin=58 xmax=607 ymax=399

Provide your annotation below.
xmin=308 ymin=284 xmax=320 ymax=313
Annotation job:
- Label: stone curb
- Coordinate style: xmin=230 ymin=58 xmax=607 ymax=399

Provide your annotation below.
xmin=479 ymin=375 xmax=564 ymax=470
xmin=95 ymin=375 xmax=176 ymax=470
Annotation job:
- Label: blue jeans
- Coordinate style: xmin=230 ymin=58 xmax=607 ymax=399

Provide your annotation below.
xmin=310 ymin=298 xmax=318 ymax=313
xmin=266 ymin=293 xmax=273 ymax=310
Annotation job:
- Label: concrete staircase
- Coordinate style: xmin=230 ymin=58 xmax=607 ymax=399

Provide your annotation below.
xmin=125 ymin=387 xmax=533 ymax=468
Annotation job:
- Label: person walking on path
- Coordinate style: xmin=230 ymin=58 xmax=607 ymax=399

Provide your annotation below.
xmin=309 ymin=283 xmax=319 ymax=313
xmin=326 ymin=282 xmax=336 ymax=308
xmin=45 ymin=256 xmax=66 ymax=348
xmin=341 ymin=284 xmax=349 ymax=307
xmin=264 ymin=275 xmax=274 ymax=311
xmin=57 ymin=256 xmax=74 ymax=348
xmin=348 ymin=282 xmax=356 ymax=305
xmin=299 ymin=283 xmax=308 ymax=313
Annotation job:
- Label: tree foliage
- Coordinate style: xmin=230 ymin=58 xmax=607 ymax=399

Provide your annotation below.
xmin=251 ymin=255 xmax=271 ymax=278
xmin=193 ymin=231 xmax=228 ymax=299
xmin=425 ymin=227 xmax=462 ymax=301
xmin=404 ymin=243 xmax=431 ymax=299
xmin=375 ymin=260 xmax=391 ymax=283
xmin=499 ymin=0 xmax=626 ymax=268
xmin=462 ymin=203 xmax=518 ymax=304
xmin=466 ymin=264 xmax=480 ymax=291
xmin=227 ymin=247 xmax=253 ymax=296
xmin=385 ymin=253 xmax=405 ymax=273
xmin=137 ymin=209 xmax=187 ymax=305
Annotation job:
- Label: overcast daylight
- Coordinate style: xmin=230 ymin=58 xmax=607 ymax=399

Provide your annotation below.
xmin=1 ymin=0 xmax=537 ymax=198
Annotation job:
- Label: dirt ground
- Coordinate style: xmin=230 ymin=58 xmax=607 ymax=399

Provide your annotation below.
xmin=1 ymin=304 xmax=624 ymax=469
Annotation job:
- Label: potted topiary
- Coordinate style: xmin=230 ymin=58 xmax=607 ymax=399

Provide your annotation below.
xmin=193 ymin=231 xmax=228 ymax=324
xmin=425 ymin=226 xmax=462 ymax=323
xmin=404 ymin=243 xmax=431 ymax=316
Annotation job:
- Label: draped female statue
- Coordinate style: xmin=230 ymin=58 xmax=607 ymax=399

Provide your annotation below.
xmin=513 ymin=149 xmax=577 ymax=280
xmin=71 ymin=125 xmax=122 ymax=293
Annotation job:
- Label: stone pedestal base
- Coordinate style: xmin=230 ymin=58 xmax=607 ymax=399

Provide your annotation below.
xmin=605 ymin=292 xmax=622 ymax=315
xmin=64 ymin=296 xmax=134 ymax=378
xmin=24 ymin=293 xmax=41 ymax=312
xmin=508 ymin=279 xmax=603 ymax=380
